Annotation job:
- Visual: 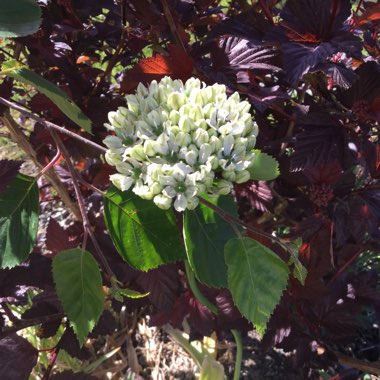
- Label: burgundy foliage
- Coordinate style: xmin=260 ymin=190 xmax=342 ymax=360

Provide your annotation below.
xmin=0 ymin=0 xmax=379 ymax=378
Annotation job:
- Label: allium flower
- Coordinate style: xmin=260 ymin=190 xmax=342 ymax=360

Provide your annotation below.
xmin=104 ymin=76 xmax=259 ymax=212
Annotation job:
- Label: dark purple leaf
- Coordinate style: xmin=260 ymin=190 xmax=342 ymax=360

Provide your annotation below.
xmin=45 ymin=218 xmax=81 ymax=254
xmin=0 ymin=78 xmax=13 ymax=116
xmin=311 ymin=62 xmax=356 ymax=89
xmin=0 ymin=252 xmax=53 ymax=304
xmin=266 ymin=0 xmax=362 ymax=84
xmin=171 ymin=291 xmax=214 ymax=339
xmin=291 ymin=115 xmax=345 ymax=171
xmin=234 ymin=180 xmax=273 ymax=213
xmin=57 ymin=326 xmax=91 ymax=360
xmin=136 ymin=264 xmax=181 ymax=312
xmin=0 ymin=334 xmax=38 ymax=380
xmin=21 ymin=291 xmax=62 ymax=339
xmin=0 ymin=160 xmax=22 ymax=193
xmin=215 ymin=289 xmax=251 ymax=332
xmin=247 ymin=85 xmax=289 ymax=112
xmin=209 ymin=9 xmax=269 ymax=44
xmin=88 ymin=310 xmax=116 ymax=338
xmin=339 ymin=61 xmax=380 ymax=121
xmin=214 ymin=36 xmax=280 ymax=72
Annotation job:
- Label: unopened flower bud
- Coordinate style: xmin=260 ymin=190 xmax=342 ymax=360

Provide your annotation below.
xmin=110 ymin=174 xmax=133 ymax=192
xmin=144 ymin=140 xmax=157 ymax=156
xmin=235 ymin=170 xmax=250 ymax=184
xmin=193 ymin=129 xmax=209 ymax=147
xmin=167 ymin=91 xmax=186 ymax=110
xmin=216 ymin=179 xmax=232 ymax=195
xmin=175 ymin=132 xmax=191 ymax=147
xmin=103 ymin=135 xmax=122 ymax=149
xmin=169 ymin=110 xmax=180 ymax=125
xmin=179 ymin=115 xmax=195 ymax=132
xmin=198 ymin=143 xmax=212 ymax=164
xmin=129 ymin=144 xmax=146 ymax=161
xmin=222 ymin=170 xmax=236 ymax=182
xmin=126 ymin=94 xmax=139 ymax=113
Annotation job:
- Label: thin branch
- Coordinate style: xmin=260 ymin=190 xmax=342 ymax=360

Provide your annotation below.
xmin=0 ymin=313 xmax=64 ymax=340
xmin=0 ymin=97 xmax=107 ymax=153
xmin=38 ymin=145 xmax=61 ymax=178
xmin=48 ymin=130 xmax=115 ymax=280
xmin=198 ymin=196 xmax=293 ymax=256
xmin=91 ymin=25 xmax=127 ymax=95
xmin=161 ymin=0 xmax=187 ymax=53
xmin=42 ymin=347 xmax=60 ymax=380
xmin=258 ymin=0 xmax=274 ymax=26
xmin=77 ymin=176 xmax=106 ymax=196
xmin=327 ymin=246 xmax=364 ymax=285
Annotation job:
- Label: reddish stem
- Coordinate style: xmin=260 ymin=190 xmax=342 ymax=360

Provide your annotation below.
xmin=326 ymin=0 xmax=340 ymax=38
xmin=42 ymin=347 xmax=60 ymax=380
xmin=327 ymin=246 xmax=364 ymax=285
xmin=258 ymin=0 xmax=274 ymax=26
xmin=38 ymin=147 xmax=61 ymax=178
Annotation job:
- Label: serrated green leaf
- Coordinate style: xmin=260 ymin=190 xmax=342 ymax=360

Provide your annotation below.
xmin=118 ymin=288 xmax=149 ymax=299
xmin=52 ymin=249 xmax=104 ymax=346
xmin=287 ymin=238 xmax=308 ymax=285
xmin=183 ymin=195 xmax=239 ymax=288
xmin=0 ymin=0 xmax=41 ymax=38
xmin=1 ymin=60 xmax=92 ymax=133
xmin=224 ymin=237 xmax=289 ymax=336
xmin=104 ymin=186 xmax=185 ymax=271
xmin=248 ymin=150 xmax=279 ymax=181
xmin=0 ymin=174 xmax=38 ymax=268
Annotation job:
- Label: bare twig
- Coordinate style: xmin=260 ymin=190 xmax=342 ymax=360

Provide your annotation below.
xmin=42 ymin=347 xmax=60 ymax=380
xmin=38 ymin=145 xmax=61 ymax=178
xmin=48 ymin=130 xmax=115 ymax=280
xmin=258 ymin=0 xmax=274 ymax=25
xmin=330 ymin=349 xmax=380 ymax=376
xmin=161 ymin=0 xmax=187 ymax=52
xmin=198 ymin=196 xmax=293 ymax=256
xmin=0 ymin=97 xmax=107 ymax=153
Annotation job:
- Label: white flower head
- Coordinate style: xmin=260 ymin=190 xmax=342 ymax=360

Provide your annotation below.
xmin=104 ymin=76 xmax=259 ymax=211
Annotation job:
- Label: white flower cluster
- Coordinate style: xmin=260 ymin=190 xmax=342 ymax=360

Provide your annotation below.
xmin=104 ymin=76 xmax=258 ymax=212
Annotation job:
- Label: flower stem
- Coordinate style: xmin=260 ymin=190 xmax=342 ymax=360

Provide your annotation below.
xmin=231 ymin=329 xmax=243 ymax=380
xmin=184 ymin=260 xmax=218 ymax=314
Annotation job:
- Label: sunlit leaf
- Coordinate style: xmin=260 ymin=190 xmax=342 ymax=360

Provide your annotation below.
xmin=104 ymin=186 xmax=185 ymax=271
xmin=0 ymin=174 xmax=38 ymax=268
xmin=225 ymin=237 xmax=289 ymax=336
xmin=0 ymin=0 xmax=41 ymax=38
xmin=52 ymin=248 xmax=104 ymax=346
xmin=1 ymin=60 xmax=92 ymax=133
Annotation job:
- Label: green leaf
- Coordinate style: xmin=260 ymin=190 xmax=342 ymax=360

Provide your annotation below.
xmin=104 ymin=186 xmax=185 ymax=271
xmin=287 ymin=238 xmax=308 ymax=285
xmin=0 ymin=0 xmax=41 ymax=38
xmin=52 ymin=248 xmax=104 ymax=347
xmin=224 ymin=237 xmax=289 ymax=336
xmin=0 ymin=174 xmax=38 ymax=268
xmin=183 ymin=195 xmax=238 ymax=288
xmin=199 ymin=355 xmax=226 ymax=380
xmin=1 ymin=60 xmax=92 ymax=133
xmin=248 ymin=150 xmax=279 ymax=181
